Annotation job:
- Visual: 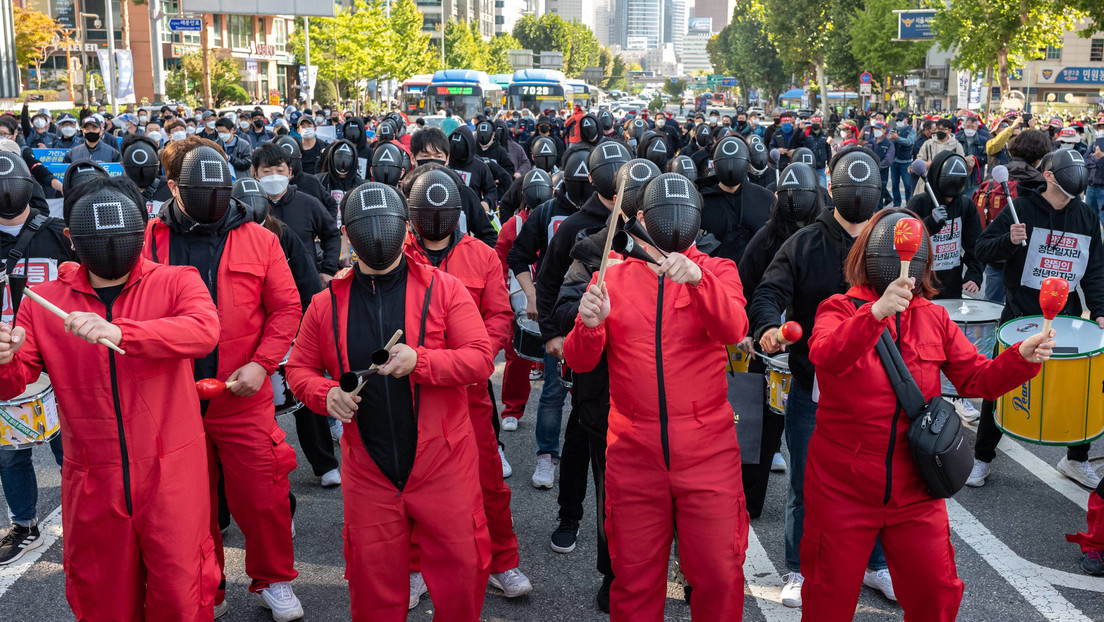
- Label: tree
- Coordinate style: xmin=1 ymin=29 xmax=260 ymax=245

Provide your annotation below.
xmin=166 ymin=51 xmax=248 ymax=106
xmin=488 ymin=34 xmax=522 ymax=74
xmin=13 ymin=6 xmax=60 ymax=89
xmin=761 ymin=0 xmax=832 ymax=116
xmin=932 ymin=0 xmax=1085 ymax=94
xmin=289 ymin=1 xmax=390 ymax=106
xmin=664 ymin=79 xmax=687 ymax=98
xmin=850 ymin=0 xmax=930 ymax=95
xmin=444 ymin=20 xmax=487 ymax=70
xmin=512 ymin=14 xmax=605 ymax=77
xmin=823 ymin=0 xmax=863 ymax=90
xmin=711 ymin=3 xmax=788 ymax=105
xmin=385 ymin=0 xmax=439 ymax=82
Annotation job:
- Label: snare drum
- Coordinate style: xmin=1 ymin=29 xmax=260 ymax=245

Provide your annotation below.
xmin=764 ymin=354 xmax=792 ymax=415
xmin=559 ymin=361 xmax=573 ymax=389
xmin=0 ymin=374 xmax=59 ymax=450
xmin=513 ymin=316 xmax=545 ymax=362
xmin=995 ymin=315 xmax=1104 ymax=445
xmin=724 ymin=345 xmax=752 ymax=373
xmin=271 ymin=353 xmax=303 ymax=417
xmin=933 ymin=299 xmax=1004 ymax=397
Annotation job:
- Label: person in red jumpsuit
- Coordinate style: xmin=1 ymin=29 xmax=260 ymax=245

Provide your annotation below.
xmin=285 ymin=182 xmax=495 ymax=622
xmin=803 ymin=209 xmax=1053 ymax=621
xmin=565 ymin=173 xmax=750 ymax=621
xmin=1068 ymin=480 xmax=1104 ymax=575
xmin=494 ymin=168 xmax=555 ymax=430
xmin=402 ymin=164 xmax=532 ymax=603
xmin=0 ymin=175 xmax=222 ymax=621
xmin=144 ymin=136 xmax=304 ymax=621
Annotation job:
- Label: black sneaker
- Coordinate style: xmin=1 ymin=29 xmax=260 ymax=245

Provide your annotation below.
xmin=1081 ymin=550 xmax=1104 ymax=576
xmin=0 ymin=524 xmax=42 ymax=565
xmin=550 ymin=518 xmax=579 ymax=553
xmin=596 ymin=574 xmax=613 ymax=613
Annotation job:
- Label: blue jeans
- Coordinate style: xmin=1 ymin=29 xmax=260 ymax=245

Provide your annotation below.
xmin=984 ymin=264 xmax=1005 ymax=304
xmin=890 ymin=162 xmax=914 ymax=207
xmin=0 ymin=436 xmax=63 ymax=526
xmin=784 ymin=381 xmax=886 ymax=573
xmin=535 ymin=351 xmax=569 ymax=457
xmin=816 ymin=167 xmax=827 ymax=188
xmin=1088 ymin=185 xmax=1104 ymax=221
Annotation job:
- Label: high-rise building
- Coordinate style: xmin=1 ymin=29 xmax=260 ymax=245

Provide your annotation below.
xmin=681 ymin=16 xmax=712 ymax=73
xmin=546 ymin=0 xmax=598 ymax=34
xmin=420 ymin=0 xmax=495 ymax=42
xmin=593 ymin=0 xmax=612 ymax=47
xmin=495 ymin=0 xmax=530 ymax=35
xmin=621 ymin=0 xmax=665 ymax=50
xmin=670 ymin=0 xmax=690 ymax=56
xmin=692 ymin=0 xmax=733 ymax=32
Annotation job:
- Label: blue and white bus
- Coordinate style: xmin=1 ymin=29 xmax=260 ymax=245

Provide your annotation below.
xmin=508 ymin=69 xmax=573 ymax=113
xmin=428 ymin=70 xmax=503 ymax=119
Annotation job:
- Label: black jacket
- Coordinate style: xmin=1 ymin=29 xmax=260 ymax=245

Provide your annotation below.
xmin=300 ymin=138 xmax=329 ymax=175
xmin=507 ymin=189 xmax=578 ymax=281
xmin=748 ymin=210 xmax=856 ymax=391
xmin=449 ymin=126 xmax=499 ymax=208
xmin=698 ymin=181 xmax=775 ymax=264
xmin=0 ymin=215 xmax=79 ymax=320
xmin=268 ymin=185 xmax=342 ymax=276
xmin=277 ymin=220 xmax=323 ymax=311
xmin=535 ymin=193 xmax=610 ymax=340
xmin=292 ymin=170 xmax=340 ymax=220
xmin=976 ymin=187 xmax=1104 ymax=322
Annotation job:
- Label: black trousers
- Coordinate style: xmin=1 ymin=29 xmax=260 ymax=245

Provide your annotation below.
xmin=741 ymin=405 xmax=787 ymax=518
xmin=293 ymin=408 xmax=340 ymax=476
xmin=974 ymin=398 xmax=1090 ymax=463
xmin=557 ymin=383 xmax=613 ymax=578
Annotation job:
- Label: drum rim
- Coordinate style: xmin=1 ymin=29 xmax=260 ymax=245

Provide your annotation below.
xmin=993 ymin=423 xmax=1104 ymax=446
xmin=933 ymin=298 xmax=1005 ymax=322
xmin=997 ymin=315 xmax=1104 ymax=359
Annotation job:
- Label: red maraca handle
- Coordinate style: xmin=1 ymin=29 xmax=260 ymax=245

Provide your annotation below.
xmin=778 ymin=321 xmax=803 ymax=346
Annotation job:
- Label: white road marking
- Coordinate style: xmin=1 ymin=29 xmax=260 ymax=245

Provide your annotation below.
xmin=744 ymin=526 xmax=801 ymax=621
xmin=0 ymin=505 xmax=62 ymax=597
xmin=947 ymin=498 xmax=1097 ymax=622
xmin=997 ymin=435 xmax=1090 ymax=510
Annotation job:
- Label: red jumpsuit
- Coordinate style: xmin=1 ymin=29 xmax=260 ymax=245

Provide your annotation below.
xmin=144 ymin=220 xmax=303 ymax=600
xmin=806 ymin=286 xmax=1042 ymax=621
xmin=1067 ymin=482 xmax=1104 ymax=553
xmin=286 ymin=259 xmax=495 ymax=622
xmin=494 ymin=211 xmax=535 ymax=419
xmin=0 ymin=260 xmax=221 ymax=621
xmin=406 ymin=233 xmax=519 ymax=573
xmin=563 ymin=247 xmax=750 ymax=622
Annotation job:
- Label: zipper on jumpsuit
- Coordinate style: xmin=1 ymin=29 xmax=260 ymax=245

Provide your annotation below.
xmin=655 ymin=276 xmax=670 ymax=470
xmin=105 ymin=299 xmax=133 ymax=516
xmin=883 ymin=313 xmax=903 ymax=506
xmin=372 ymin=278 xmax=405 ymax=494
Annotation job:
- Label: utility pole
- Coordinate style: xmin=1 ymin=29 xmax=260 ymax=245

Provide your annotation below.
xmin=304 ymin=17 xmax=312 ymax=110
xmin=103 ymin=0 xmax=118 ymax=113
xmin=200 ymin=13 xmax=213 ymax=107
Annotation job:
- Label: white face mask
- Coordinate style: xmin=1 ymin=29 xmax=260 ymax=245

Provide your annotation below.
xmin=60 ymin=126 xmax=77 ymax=137
xmin=239 ymin=121 xmax=251 ymax=131
xmin=258 ymin=174 xmax=289 ymax=197
xmin=32 ymin=118 xmax=47 ymax=130
xmin=186 ymin=126 xmax=196 ymax=135
xmin=964 ymin=128 xmax=977 ymax=137
xmin=217 ymin=132 xmax=232 ymax=143
xmin=300 ymin=128 xmax=316 ymax=140
xmin=138 ymin=115 xmax=148 ymax=123
xmin=896 ymin=121 xmax=907 ymax=128
xmin=194 ymin=113 xmax=203 ymax=121
xmin=171 ymin=130 xmax=186 ymax=142
xmin=315 ymin=116 xmax=325 ymax=125
xmin=874 ymin=130 xmax=885 ymax=139
xmin=1096 ymin=130 xmax=1104 ymax=139
xmin=206 ymin=121 xmax=216 ymax=130
xmin=657 ymin=119 xmax=665 ymax=127
xmin=146 ymin=131 xmax=162 ymax=142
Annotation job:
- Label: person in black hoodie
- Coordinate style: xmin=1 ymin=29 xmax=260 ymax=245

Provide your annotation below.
xmin=315 ymin=139 xmax=365 ymax=208
xmin=449 ymin=125 xmax=499 ymax=212
xmin=679 ymin=123 xmax=715 ymax=175
xmin=340 ymin=117 xmax=373 ymax=175
xmin=905 ymin=150 xmax=984 ymax=299
xmin=273 ymin=135 xmax=340 ymax=220
xmin=969 ymin=147 xmax=1104 ymax=491
xmin=120 ymin=134 xmax=173 ymax=216
xmin=252 ymin=143 xmax=342 ymax=282
xmin=475 ymin=120 xmax=515 ymax=178
xmin=409 ymin=128 xmax=497 ymax=247
xmin=698 ymin=135 xmax=775 ymax=263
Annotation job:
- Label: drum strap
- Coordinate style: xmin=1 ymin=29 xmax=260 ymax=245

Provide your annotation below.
xmin=5 ymin=214 xmax=48 ymax=277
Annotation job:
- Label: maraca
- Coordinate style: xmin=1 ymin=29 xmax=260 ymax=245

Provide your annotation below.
xmin=58 ymin=261 xmax=81 ymax=278
xmin=777 ymin=321 xmax=803 ymax=346
xmin=893 ymin=217 xmax=924 ymax=281
xmin=1038 ymin=276 xmax=1069 ymax=337
xmin=196 ymin=378 xmax=237 ymax=400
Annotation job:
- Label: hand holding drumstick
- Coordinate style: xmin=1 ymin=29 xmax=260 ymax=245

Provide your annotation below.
xmin=23 ymin=289 xmax=125 ymax=355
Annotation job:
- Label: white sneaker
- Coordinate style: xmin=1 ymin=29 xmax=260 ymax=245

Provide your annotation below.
xmin=532 ymin=454 xmax=555 ymax=489
xmin=499 ymin=445 xmax=513 ymax=479
xmin=290 ymin=520 xmax=295 ymax=539
xmin=489 ymin=567 xmax=533 ymax=598
xmin=863 ymin=568 xmax=897 ymax=601
xmin=965 ymin=459 xmax=991 ymax=487
xmin=328 ymin=417 xmax=343 ymax=442
xmin=529 ymin=368 xmax=543 ymax=381
xmin=255 ymin=582 xmax=304 ymax=622
xmin=771 ymin=452 xmax=787 ymax=473
xmin=781 ymin=572 xmax=804 ymax=608
xmin=954 ymin=398 xmax=981 ymax=424
xmin=501 ymin=416 xmax=519 ymax=431
xmin=1058 ymin=457 xmax=1103 ymax=489
xmin=409 ymin=571 xmax=428 ymax=610
xmin=213 ymin=601 xmax=229 ymax=619
xmin=320 ymin=468 xmax=341 ymax=488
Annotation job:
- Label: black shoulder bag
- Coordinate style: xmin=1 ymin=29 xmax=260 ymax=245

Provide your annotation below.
xmin=865 ymin=305 xmax=973 ymax=499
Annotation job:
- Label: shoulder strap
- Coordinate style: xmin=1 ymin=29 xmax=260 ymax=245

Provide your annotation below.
xmin=851 ymin=299 xmax=927 ymax=418
xmin=330 ymin=284 xmax=346 ymax=375
xmin=6 ymin=213 xmax=49 ymax=276
xmin=412 ymin=274 xmax=433 ymax=424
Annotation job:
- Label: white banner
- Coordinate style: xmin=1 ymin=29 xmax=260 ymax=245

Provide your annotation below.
xmin=115 ymin=49 xmax=136 ymax=104
xmin=956 ymin=71 xmax=971 ymax=110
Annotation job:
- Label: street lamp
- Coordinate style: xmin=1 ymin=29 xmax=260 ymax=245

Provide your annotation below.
xmin=80 ymin=6 xmax=117 ymax=113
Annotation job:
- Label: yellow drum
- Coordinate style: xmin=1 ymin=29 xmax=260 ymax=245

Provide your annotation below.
xmin=996 ymin=315 xmax=1104 ymax=445
xmin=764 ymin=353 xmax=791 ymax=415
xmin=724 ymin=344 xmax=752 ymax=373
xmin=0 ymin=374 xmax=59 ymax=450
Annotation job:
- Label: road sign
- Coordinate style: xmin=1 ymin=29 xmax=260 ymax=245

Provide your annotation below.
xmin=859 ymin=72 xmax=873 ymax=84
xmin=168 ymin=18 xmax=202 ymax=32
xmin=721 ymin=77 xmax=737 ymax=87
xmin=859 ymin=83 xmax=872 ymax=96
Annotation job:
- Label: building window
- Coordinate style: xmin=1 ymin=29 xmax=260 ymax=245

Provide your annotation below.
xmin=213 ymin=14 xmax=222 ymax=48
xmin=1043 ymin=45 xmax=1062 ymax=61
xmin=230 ymin=14 xmax=252 ymax=50
xmin=1092 ymin=39 xmax=1103 ymax=62
xmin=274 ymin=19 xmax=287 ymax=53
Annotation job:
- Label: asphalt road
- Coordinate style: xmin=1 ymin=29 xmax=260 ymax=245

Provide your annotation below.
xmin=3 ymin=356 xmax=1104 ymax=621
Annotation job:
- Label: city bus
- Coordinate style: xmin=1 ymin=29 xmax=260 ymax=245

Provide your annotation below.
xmin=397 ymin=74 xmax=434 ymax=117
xmin=427 ymin=70 xmax=503 ymax=119
xmin=507 ymin=69 xmax=573 ymax=114
xmin=566 ymin=79 xmax=595 ymax=109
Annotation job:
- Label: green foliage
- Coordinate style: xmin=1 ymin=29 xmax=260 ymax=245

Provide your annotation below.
xmin=823 ymin=0 xmax=863 ymax=89
xmin=849 ymin=0 xmax=930 ymax=91
xmin=13 ymin=6 xmax=61 ymax=88
xmin=711 ymin=3 xmax=788 ymax=103
xmin=664 ymin=79 xmax=687 ymax=97
xmin=165 ymin=52 xmax=245 ymax=106
xmin=444 ymin=21 xmax=487 ymax=70
xmin=648 ymin=93 xmax=664 ymax=111
xmin=512 ymin=14 xmax=605 ymax=78
xmin=313 ymin=78 xmax=338 ymax=105
xmin=488 ymin=34 xmax=522 ymax=74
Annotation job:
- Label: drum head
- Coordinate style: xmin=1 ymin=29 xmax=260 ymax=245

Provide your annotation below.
xmin=998 ymin=315 xmax=1104 ymax=359
xmin=934 ymin=299 xmax=1004 ymax=323
xmin=766 ymin=353 xmax=790 ymax=372
xmin=10 ymin=374 xmax=49 ymax=403
xmin=517 ymin=317 xmax=540 ymax=333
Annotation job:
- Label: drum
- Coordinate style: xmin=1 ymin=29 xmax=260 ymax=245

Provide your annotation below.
xmin=724 ymin=344 xmax=752 ymax=373
xmin=271 ymin=353 xmax=303 ymax=417
xmin=764 ymin=354 xmax=792 ymax=415
xmin=995 ymin=315 xmax=1104 ymax=445
xmin=559 ymin=360 xmax=573 ymax=389
xmin=508 ymin=273 xmax=528 ymax=315
xmin=513 ymin=316 xmax=545 ymax=362
xmin=0 ymin=374 xmax=59 ymax=450
xmin=933 ymin=299 xmax=1004 ymax=397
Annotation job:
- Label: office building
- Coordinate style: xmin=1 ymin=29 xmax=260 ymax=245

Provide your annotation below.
xmin=692 ymin=0 xmax=732 ymax=32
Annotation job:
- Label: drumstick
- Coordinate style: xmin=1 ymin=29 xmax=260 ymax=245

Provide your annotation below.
xmin=595 ymin=203 xmax=622 ymax=290
xmin=352 ymin=329 xmax=404 ymax=396
xmin=1038 ymin=277 xmax=1069 ymax=338
xmin=893 ymin=218 xmax=923 ymax=281
xmin=23 ymin=289 xmax=127 ymax=355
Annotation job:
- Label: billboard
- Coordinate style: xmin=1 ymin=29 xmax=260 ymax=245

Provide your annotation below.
xmin=181 ymin=0 xmax=335 ymax=17
xmin=894 ymin=9 xmax=935 ymax=40
xmin=688 ymin=17 xmax=712 ymax=34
